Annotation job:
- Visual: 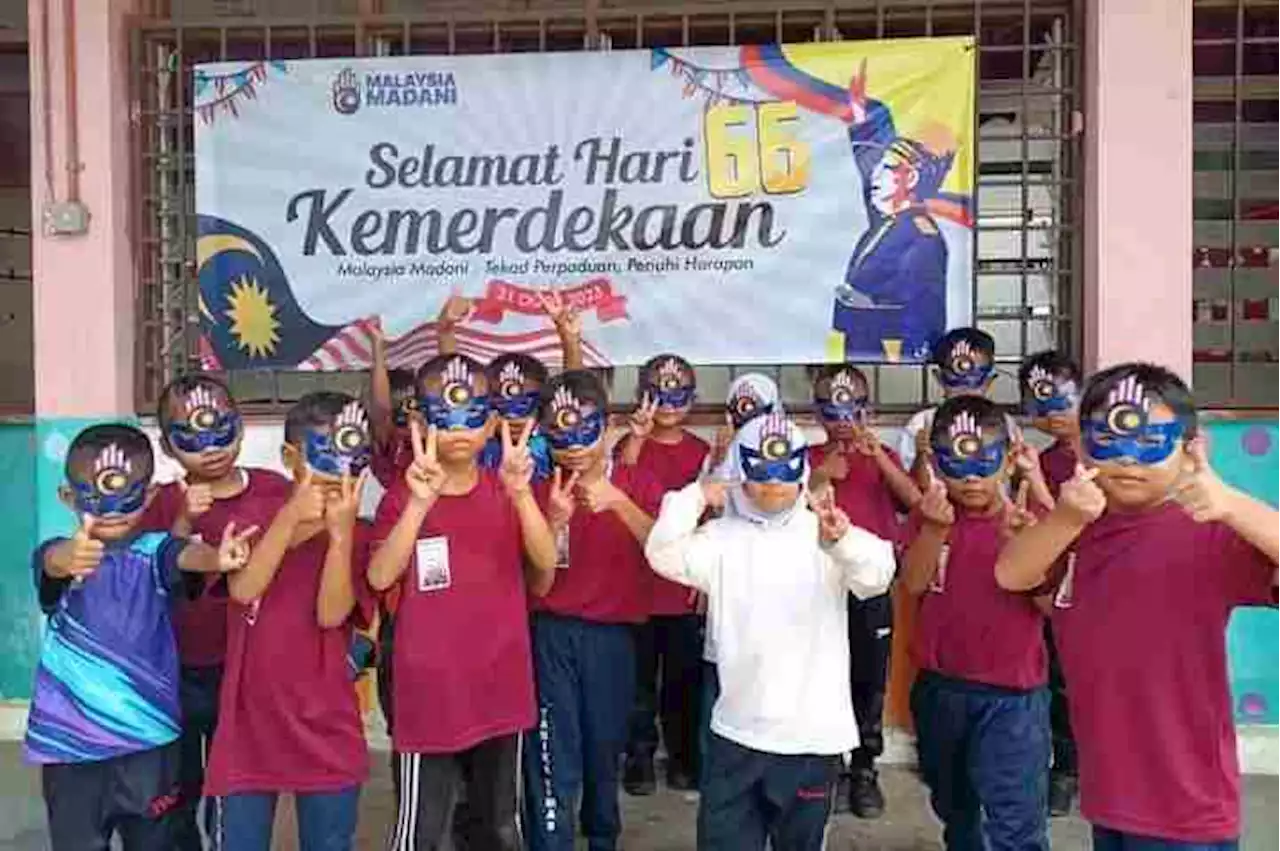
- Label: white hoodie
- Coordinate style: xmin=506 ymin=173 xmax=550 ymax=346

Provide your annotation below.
xmin=645 ymin=481 xmax=895 ymax=756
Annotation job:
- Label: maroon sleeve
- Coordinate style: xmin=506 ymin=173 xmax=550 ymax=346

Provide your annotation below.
xmin=139 ymin=482 xmax=181 ymax=533
xmin=1209 ymin=523 xmax=1279 ymax=608
xmin=348 ymin=522 xmax=377 ymax=630
xmin=371 ymin=480 xmax=410 ymax=545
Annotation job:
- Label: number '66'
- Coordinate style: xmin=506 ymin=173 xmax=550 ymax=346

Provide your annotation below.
xmin=703 ymin=101 xmax=810 ymax=198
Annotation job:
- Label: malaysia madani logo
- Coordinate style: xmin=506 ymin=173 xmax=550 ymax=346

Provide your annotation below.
xmin=656 ymin=358 xmax=687 ymax=391
xmin=947 ymin=411 xmax=983 ymax=458
xmin=442 ymin=358 xmax=476 ymax=408
xmin=550 ymin=386 xmax=587 ymax=431
xmin=1103 ymin=375 xmax=1151 ymax=436
xmin=93 ymin=444 xmax=133 ymax=495
xmin=758 ymin=414 xmax=794 ymax=461
xmin=1027 ymin=366 xmax=1057 ymax=402
xmin=332 ymin=67 xmax=360 ymax=115
xmin=828 ymin=370 xmax=861 ymax=406
xmin=498 ymin=361 xmax=526 ymax=399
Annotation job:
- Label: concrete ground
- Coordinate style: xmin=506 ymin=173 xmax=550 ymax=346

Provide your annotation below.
xmin=0 ymin=742 xmax=1275 ymax=850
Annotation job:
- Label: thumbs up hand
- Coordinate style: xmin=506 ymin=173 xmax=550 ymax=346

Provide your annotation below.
xmin=1170 ymin=437 xmax=1235 ymax=523
xmin=48 ymin=514 xmax=105 ymax=581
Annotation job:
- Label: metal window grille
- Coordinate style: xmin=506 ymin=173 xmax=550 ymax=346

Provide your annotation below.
xmin=133 ymin=0 xmax=1082 ymax=416
xmin=1191 ymin=0 xmax=1279 ymax=409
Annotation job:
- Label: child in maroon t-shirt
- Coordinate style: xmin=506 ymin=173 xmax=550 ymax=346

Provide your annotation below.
xmin=523 ymin=370 xmax=663 ymax=851
xmin=1016 ymin=347 xmax=1085 ymax=816
xmin=144 ymin=374 xmax=292 ymax=851
xmin=203 ymin=392 xmax=377 ymax=851
xmin=369 ymin=354 xmax=558 ymax=851
xmin=809 ymin=364 xmax=921 ymax=818
xmin=902 ymin=396 xmax=1053 ymax=851
xmin=998 ymin=363 xmax=1279 ymax=850
xmin=616 ymin=354 xmax=710 ymax=795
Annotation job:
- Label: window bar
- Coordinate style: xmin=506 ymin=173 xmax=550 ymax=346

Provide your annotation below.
xmin=1228 ymin=0 xmax=1244 ymax=403
xmin=1019 ymin=0 xmax=1032 ymax=360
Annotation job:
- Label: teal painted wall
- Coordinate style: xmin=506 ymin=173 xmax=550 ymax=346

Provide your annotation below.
xmin=0 ymin=423 xmax=39 ymax=700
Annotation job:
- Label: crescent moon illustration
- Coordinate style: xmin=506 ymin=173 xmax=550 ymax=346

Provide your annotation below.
xmin=197 ymin=233 xmax=262 ymax=271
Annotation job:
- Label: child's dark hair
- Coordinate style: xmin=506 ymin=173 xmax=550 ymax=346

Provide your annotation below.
xmin=388 ymin=368 xmax=416 ymax=395
xmin=541 ymin=370 xmax=609 ymax=418
xmin=1079 ymin=362 xmax=1198 ymax=439
xmin=415 ymin=354 xmax=490 ymax=396
xmin=487 ymin=353 xmax=549 ymax=388
xmin=929 ymin=396 xmax=1011 ymax=447
xmin=1018 ymin=349 xmax=1081 ymax=394
xmin=284 ymin=391 xmax=361 ymax=447
xmin=810 ymin=364 xmax=870 ymax=397
xmin=65 ymin=423 xmax=155 ymax=484
xmin=156 ymin=373 xmax=237 ymax=433
xmin=931 ymin=327 xmax=995 ymax=367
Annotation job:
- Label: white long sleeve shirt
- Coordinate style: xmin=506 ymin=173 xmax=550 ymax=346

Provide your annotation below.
xmin=645 ymin=483 xmax=895 ymax=756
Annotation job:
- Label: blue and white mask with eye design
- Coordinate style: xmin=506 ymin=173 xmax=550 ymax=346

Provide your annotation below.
xmin=933 ymin=410 xmax=1006 ymax=479
xmin=546 ymin=385 xmax=605 ymax=450
xmin=644 ymin=357 xmax=696 ymax=410
xmin=167 ymin=385 xmax=242 ymax=453
xmin=725 ymin=373 xmax=780 ymax=430
xmin=939 ymin=340 xmax=994 ymax=390
xmin=737 ymin=412 xmax=808 ymax=484
xmin=72 ymin=443 xmax=149 ymax=517
xmin=422 ymin=357 xmax=491 ymax=430
xmin=817 ymin=369 xmax=869 ymax=423
xmin=1023 ymin=366 xmax=1078 ymax=418
xmin=1082 ymin=375 xmax=1183 ymax=465
xmin=304 ymin=401 xmax=372 ymax=477
xmin=493 ymin=361 xmax=541 ymax=420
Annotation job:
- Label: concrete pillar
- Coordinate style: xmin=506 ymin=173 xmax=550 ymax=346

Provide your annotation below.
xmin=1082 ymin=0 xmax=1193 ymax=380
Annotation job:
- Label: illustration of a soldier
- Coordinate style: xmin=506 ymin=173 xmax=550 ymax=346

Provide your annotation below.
xmin=833 ymin=64 xmax=957 ymax=362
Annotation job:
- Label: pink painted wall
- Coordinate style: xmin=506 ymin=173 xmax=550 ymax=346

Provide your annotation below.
xmin=1083 ymin=0 xmax=1194 ymax=381
xmin=29 ymin=0 xmax=138 ymax=418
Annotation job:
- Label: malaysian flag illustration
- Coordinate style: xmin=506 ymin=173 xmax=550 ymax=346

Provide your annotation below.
xmin=195 ymin=215 xmax=607 ymax=372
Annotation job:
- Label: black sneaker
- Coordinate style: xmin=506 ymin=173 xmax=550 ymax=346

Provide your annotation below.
xmin=1048 ymin=772 xmax=1077 ymax=816
xmin=623 ymin=753 xmax=657 ymax=796
xmin=848 ymin=768 xmax=885 ymax=819
xmin=666 ymin=768 xmax=697 ymax=792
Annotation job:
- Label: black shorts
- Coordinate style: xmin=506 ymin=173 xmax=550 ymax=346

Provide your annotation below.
xmin=42 ymin=741 xmax=182 ymax=851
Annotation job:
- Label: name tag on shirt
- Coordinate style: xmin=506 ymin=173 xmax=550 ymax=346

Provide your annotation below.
xmin=555 ymin=527 xmax=570 ymax=570
xmin=415 ymin=537 xmax=452 ymax=592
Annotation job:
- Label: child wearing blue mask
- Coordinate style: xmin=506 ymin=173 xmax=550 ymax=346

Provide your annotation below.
xmin=646 ymin=413 xmax=895 ymax=851
xmin=998 ymin=364 xmax=1278 ymax=851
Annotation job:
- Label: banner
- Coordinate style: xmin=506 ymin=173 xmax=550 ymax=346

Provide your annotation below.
xmin=193 ymin=39 xmax=974 ymax=370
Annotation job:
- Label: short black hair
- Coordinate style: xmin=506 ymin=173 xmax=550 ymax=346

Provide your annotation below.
xmin=1018 ymin=349 xmax=1082 ymax=394
xmin=388 ymin=368 xmax=416 ymax=395
xmin=1079 ymin=362 xmax=1198 ymax=439
xmin=415 ymin=354 xmax=490 ymax=397
xmin=284 ymin=391 xmax=361 ymax=447
xmin=65 ymin=423 xmax=155 ymax=485
xmin=156 ymin=373 xmax=237 ymax=432
xmin=540 ymin=369 xmax=609 ymax=422
xmin=487 ymin=353 xmax=549 ymax=388
xmin=930 ymin=396 xmax=1011 ymax=448
xmin=811 ymin=364 xmax=870 ymax=397
xmin=932 ymin=327 xmax=995 ymax=367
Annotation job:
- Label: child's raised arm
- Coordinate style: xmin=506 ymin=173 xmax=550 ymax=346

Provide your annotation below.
xmin=1173 ymin=439 xmax=1280 ymax=566
xmin=995 ymin=465 xmax=1105 ymax=591
xmin=813 ymin=487 xmax=895 ymax=599
xmin=230 ymin=471 xmax=323 ymax=603
xmin=644 ymin=481 xmax=726 ymax=594
xmin=539 ymin=290 xmax=585 ymax=371
xmin=901 ymin=475 xmax=954 ymax=596
xmin=178 ymin=522 xmax=259 ymax=574
xmin=316 ymin=470 xmax=368 ymax=629
xmin=369 ymin=420 xmax=445 ymax=592
xmin=498 ymin=421 xmax=558 ymax=597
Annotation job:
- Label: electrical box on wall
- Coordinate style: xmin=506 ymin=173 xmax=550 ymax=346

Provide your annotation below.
xmin=43 ymin=201 xmax=89 ymax=236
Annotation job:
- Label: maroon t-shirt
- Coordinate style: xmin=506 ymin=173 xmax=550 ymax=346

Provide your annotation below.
xmin=531 ymin=464 xmax=662 ymax=624
xmin=372 ymin=432 xmax=414 ymax=492
xmin=1049 ymin=503 xmax=1278 ymax=842
xmin=632 ymin=433 xmax=709 ymax=616
xmin=204 ymin=504 xmax=376 ymax=796
xmin=1038 ymin=439 xmax=1078 ymax=499
xmin=372 ymin=472 xmax=536 ymax=753
xmin=809 ymin=442 xmax=907 ymax=546
xmin=142 ymin=468 xmax=293 ymax=668
xmin=909 ymin=511 xmax=1048 ymax=690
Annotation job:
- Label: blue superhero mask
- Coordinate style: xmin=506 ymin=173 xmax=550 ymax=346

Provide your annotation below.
xmin=545 ymin=385 xmax=605 ymax=450
xmin=817 ymin=370 xmax=868 ymax=423
xmin=644 ymin=357 xmax=696 ymax=410
xmin=303 ymin=401 xmax=372 ymax=477
xmin=422 ymin=357 xmax=491 ymax=430
xmin=738 ymin=424 xmax=807 ymax=484
xmin=1023 ymin=367 xmax=1078 ymax=418
xmin=491 ymin=361 xmax=541 ymax=420
xmin=933 ymin=411 xmax=1007 ymax=479
xmin=166 ymin=385 xmax=242 ymax=454
xmin=71 ymin=442 xmax=149 ymax=517
xmin=938 ymin=341 xmax=993 ymax=390
xmin=1081 ymin=377 xmax=1183 ymax=464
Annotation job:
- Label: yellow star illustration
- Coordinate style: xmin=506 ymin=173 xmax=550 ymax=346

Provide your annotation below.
xmin=225 ymin=275 xmax=280 ymax=358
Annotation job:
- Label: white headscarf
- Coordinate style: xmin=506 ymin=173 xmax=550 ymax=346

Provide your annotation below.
xmin=723 ymin=412 xmax=809 ymax=528
xmin=709 ymin=373 xmax=787 ymax=483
